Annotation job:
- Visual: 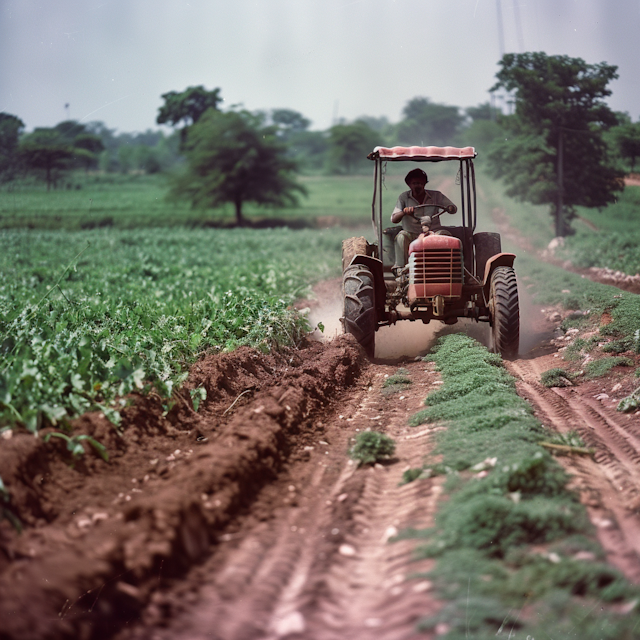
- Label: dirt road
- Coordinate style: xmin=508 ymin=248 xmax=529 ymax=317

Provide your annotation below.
xmin=1 ymin=277 xmax=640 ymax=640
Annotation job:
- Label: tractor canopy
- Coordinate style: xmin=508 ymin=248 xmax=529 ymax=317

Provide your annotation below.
xmin=368 ymin=145 xmax=478 ymax=249
xmin=367 ymin=146 xmax=477 ymax=162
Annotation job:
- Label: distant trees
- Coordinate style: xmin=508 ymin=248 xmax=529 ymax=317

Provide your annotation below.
xmin=488 ymin=52 xmax=624 ymax=236
xmin=326 ymin=121 xmax=379 ymax=174
xmin=170 ymin=109 xmax=306 ymax=226
xmin=0 ymin=113 xmax=24 ymax=183
xmin=17 ymin=122 xmax=104 ymax=189
xmin=461 ymin=102 xmax=504 ymax=149
xmin=611 ymin=120 xmax=640 ymax=173
xmin=18 ymin=129 xmax=75 ymax=190
xmin=157 ymin=86 xmax=222 ymax=128
xmin=395 ymin=97 xmax=464 ymax=146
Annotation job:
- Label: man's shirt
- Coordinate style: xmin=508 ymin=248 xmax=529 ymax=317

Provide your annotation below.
xmin=392 ymin=189 xmax=455 ymax=234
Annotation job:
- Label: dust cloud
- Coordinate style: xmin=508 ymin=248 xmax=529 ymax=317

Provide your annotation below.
xmin=307 ymin=287 xmax=493 ymax=361
xmin=306 ymin=276 xmax=552 ymax=361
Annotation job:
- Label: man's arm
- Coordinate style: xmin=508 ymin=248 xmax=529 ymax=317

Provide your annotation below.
xmin=391 ymin=193 xmax=412 ymax=223
xmin=433 ymin=191 xmax=457 ymax=214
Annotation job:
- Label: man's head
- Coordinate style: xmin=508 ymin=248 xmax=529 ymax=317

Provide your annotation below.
xmin=405 ymin=168 xmax=428 ymax=198
xmin=404 ymin=168 xmax=428 ymax=186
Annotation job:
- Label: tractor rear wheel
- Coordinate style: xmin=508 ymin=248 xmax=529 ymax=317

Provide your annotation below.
xmin=342 ymin=264 xmax=376 ymax=357
xmin=489 ymin=266 xmax=519 ymax=358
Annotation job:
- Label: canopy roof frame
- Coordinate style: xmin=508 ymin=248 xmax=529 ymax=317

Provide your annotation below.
xmin=369 ymin=146 xmax=477 ymax=261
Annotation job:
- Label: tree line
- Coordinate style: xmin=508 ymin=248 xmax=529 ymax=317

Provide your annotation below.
xmin=1 ymin=51 xmax=640 ymax=233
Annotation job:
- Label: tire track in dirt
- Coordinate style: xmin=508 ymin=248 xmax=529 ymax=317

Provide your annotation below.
xmin=506 ymin=359 xmax=640 ymax=582
xmin=120 ymin=359 xmax=444 ymax=640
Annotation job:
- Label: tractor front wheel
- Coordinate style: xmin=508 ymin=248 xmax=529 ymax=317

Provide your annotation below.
xmin=342 ymin=264 xmax=376 ymax=357
xmin=489 ymin=266 xmax=519 ymax=358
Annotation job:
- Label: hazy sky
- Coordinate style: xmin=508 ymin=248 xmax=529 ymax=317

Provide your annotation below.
xmin=1 ymin=0 xmax=639 ymax=134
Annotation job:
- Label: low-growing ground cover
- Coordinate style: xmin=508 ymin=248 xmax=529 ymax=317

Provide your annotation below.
xmin=0 ymin=173 xmax=379 ymax=229
xmin=553 ymin=186 xmax=640 ymax=276
xmin=404 ymin=335 xmax=640 ymax=638
xmin=0 ymin=164 xmax=460 ymax=230
xmin=517 ymin=255 xmax=640 ymax=406
xmin=0 ymin=226 xmax=344 ymax=433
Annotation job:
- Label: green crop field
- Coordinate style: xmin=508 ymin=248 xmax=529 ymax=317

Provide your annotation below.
xmin=0 ymin=226 xmax=344 ymax=432
xmin=2 ymin=164 xmax=638 ymax=435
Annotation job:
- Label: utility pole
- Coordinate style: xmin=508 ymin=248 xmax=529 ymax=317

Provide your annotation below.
xmin=496 ymin=0 xmax=505 ymax=58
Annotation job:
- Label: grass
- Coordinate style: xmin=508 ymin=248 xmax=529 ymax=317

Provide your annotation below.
xmin=401 ymin=334 xmax=640 ymax=637
xmin=382 ymin=367 xmax=412 ymax=395
xmin=0 ymin=163 xmax=464 ymax=230
xmin=584 ymin=356 xmax=634 ymax=379
xmin=540 ymin=367 xmax=576 ymax=387
xmin=348 ymin=431 xmax=396 ymax=466
xmin=0 ymin=172 xmax=377 ymax=229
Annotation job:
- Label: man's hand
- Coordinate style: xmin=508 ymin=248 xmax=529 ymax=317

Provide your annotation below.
xmin=446 ymin=204 xmax=457 ymax=214
xmin=403 ymin=206 xmax=415 ymax=215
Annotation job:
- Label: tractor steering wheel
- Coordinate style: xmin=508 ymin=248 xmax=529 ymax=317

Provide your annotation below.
xmin=418 ymin=204 xmax=452 ymax=232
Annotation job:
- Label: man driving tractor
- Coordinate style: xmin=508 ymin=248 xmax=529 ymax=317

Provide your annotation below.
xmin=389 ymin=168 xmax=457 ymax=275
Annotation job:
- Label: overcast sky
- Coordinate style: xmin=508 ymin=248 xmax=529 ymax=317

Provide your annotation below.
xmin=1 ymin=0 xmax=639 ymax=134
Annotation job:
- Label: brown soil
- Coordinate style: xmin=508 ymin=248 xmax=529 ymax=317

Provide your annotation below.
xmin=2 ymin=256 xmax=640 ymax=639
xmin=0 ymin=329 xmax=448 ymax=640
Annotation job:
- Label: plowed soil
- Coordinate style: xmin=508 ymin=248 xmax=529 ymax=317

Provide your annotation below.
xmin=2 ymin=272 xmax=640 ymax=639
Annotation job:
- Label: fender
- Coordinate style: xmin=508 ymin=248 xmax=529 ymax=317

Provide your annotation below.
xmin=482 ymin=252 xmax=516 ymax=299
xmin=349 ymin=255 xmax=386 ymax=317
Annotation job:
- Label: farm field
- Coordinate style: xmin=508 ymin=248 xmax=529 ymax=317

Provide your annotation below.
xmin=2 ymin=170 xmax=640 ymax=638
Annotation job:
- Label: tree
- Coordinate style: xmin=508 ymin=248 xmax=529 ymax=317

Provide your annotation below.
xmin=611 ymin=121 xmax=640 ymax=172
xmin=395 ymin=97 xmax=464 ymax=146
xmin=171 ymin=109 xmax=306 ymax=226
xmin=18 ymin=121 xmax=105 ymax=187
xmin=157 ymin=86 xmax=222 ymax=128
xmin=271 ymin=109 xmax=310 ymax=141
xmin=489 ymin=52 xmax=624 ymax=236
xmin=287 ymin=130 xmax=329 ymax=172
xmin=326 ymin=120 xmax=379 ymax=174
xmin=19 ymin=129 xmax=74 ymax=189
xmin=465 ymin=102 xmax=495 ymax=122
xmin=0 ymin=113 xmax=25 ymax=183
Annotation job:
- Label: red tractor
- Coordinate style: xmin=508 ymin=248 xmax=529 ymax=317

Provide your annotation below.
xmin=341 ymin=145 xmax=519 ymax=358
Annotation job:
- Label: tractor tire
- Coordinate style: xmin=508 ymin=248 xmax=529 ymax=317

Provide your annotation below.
xmin=342 ymin=264 xmax=376 ymax=358
xmin=342 ymin=236 xmax=369 ymax=272
xmin=489 ymin=266 xmax=520 ymax=358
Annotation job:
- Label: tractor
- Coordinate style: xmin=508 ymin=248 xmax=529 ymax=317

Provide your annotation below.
xmin=341 ymin=145 xmax=519 ymax=358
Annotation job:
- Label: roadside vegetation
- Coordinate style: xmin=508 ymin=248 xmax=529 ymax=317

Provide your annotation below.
xmin=404 ymin=334 xmax=640 ymax=638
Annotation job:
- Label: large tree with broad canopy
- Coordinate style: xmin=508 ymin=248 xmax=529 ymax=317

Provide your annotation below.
xmin=488 ymin=52 xmax=624 ymax=237
xmin=170 ymin=109 xmax=306 ymax=226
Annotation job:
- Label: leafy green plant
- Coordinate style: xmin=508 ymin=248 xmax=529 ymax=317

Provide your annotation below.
xmin=0 ymin=475 xmax=21 ymax=532
xmin=189 ymin=386 xmax=207 ymax=412
xmin=43 ymin=431 xmax=109 ymax=461
xmin=0 ymin=226 xmax=344 ymax=432
xmin=618 ymin=387 xmax=640 ymax=414
xmin=348 ymin=431 xmax=396 ymax=466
